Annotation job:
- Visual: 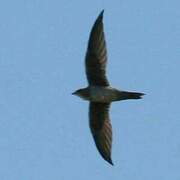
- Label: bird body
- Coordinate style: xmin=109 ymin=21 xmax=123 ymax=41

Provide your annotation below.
xmin=73 ymin=86 xmax=144 ymax=103
xmin=89 ymin=86 xmax=120 ymax=102
xmin=72 ymin=10 xmax=145 ymax=165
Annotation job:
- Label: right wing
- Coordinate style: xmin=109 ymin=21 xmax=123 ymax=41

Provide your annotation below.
xmin=89 ymin=102 xmax=113 ymax=165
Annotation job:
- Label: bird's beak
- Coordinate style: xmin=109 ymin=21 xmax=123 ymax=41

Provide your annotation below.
xmin=72 ymin=92 xmax=76 ymax=95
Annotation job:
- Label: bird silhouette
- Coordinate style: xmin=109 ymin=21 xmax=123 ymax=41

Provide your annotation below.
xmin=72 ymin=10 xmax=145 ymax=165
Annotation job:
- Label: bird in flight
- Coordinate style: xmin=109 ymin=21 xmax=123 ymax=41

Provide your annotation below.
xmin=72 ymin=10 xmax=145 ymax=165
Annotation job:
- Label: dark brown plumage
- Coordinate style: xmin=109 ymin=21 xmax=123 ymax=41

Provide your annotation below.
xmin=85 ymin=10 xmax=109 ymax=86
xmin=85 ymin=10 xmax=113 ymax=165
xmin=72 ymin=10 xmax=145 ymax=165
xmin=89 ymin=103 xmax=113 ymax=165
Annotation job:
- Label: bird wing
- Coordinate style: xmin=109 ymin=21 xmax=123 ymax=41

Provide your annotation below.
xmin=89 ymin=102 xmax=113 ymax=165
xmin=85 ymin=10 xmax=109 ymax=86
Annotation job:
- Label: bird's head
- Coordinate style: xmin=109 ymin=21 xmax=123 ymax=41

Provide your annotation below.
xmin=72 ymin=89 xmax=83 ymax=96
xmin=72 ymin=88 xmax=90 ymax=100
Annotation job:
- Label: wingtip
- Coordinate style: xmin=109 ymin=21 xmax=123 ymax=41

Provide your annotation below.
xmin=105 ymin=156 xmax=114 ymax=166
xmin=108 ymin=158 xmax=114 ymax=166
xmin=98 ymin=9 xmax=104 ymax=20
xmin=100 ymin=9 xmax=104 ymax=15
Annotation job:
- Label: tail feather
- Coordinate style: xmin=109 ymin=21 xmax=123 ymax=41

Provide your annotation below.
xmin=126 ymin=92 xmax=145 ymax=99
xmin=120 ymin=91 xmax=145 ymax=100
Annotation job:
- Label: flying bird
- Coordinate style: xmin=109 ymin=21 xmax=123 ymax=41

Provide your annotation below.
xmin=72 ymin=10 xmax=145 ymax=165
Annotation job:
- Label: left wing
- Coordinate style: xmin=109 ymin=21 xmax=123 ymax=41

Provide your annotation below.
xmin=85 ymin=10 xmax=109 ymax=86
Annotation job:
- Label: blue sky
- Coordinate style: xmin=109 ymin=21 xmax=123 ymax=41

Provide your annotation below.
xmin=0 ymin=0 xmax=180 ymax=179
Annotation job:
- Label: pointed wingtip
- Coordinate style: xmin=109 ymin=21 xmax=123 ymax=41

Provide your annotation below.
xmin=109 ymin=161 xmax=114 ymax=166
xmin=91 ymin=10 xmax=104 ymax=32
xmin=100 ymin=9 xmax=104 ymax=16
xmin=97 ymin=9 xmax=104 ymax=21
xmin=107 ymin=158 xmax=114 ymax=166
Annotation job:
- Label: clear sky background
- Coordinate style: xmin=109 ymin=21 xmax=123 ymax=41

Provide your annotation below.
xmin=0 ymin=0 xmax=180 ymax=179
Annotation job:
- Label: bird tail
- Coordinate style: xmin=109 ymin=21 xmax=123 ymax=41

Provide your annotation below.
xmin=118 ymin=91 xmax=145 ymax=100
